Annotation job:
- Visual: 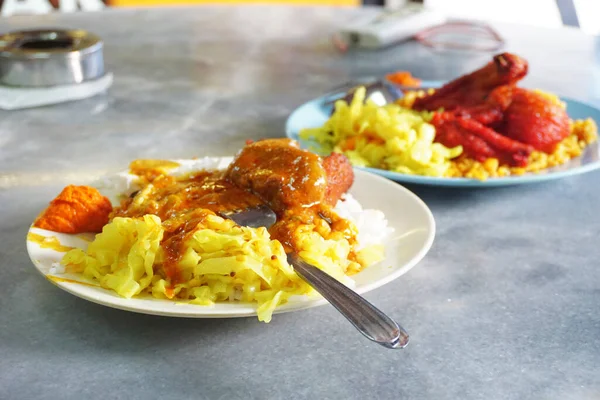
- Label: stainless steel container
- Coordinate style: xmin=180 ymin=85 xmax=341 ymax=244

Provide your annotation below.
xmin=0 ymin=29 xmax=104 ymax=87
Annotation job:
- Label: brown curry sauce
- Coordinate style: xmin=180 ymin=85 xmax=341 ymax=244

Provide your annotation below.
xmin=111 ymin=140 xmax=356 ymax=285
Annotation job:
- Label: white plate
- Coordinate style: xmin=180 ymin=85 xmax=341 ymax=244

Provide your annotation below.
xmin=26 ymin=158 xmax=435 ymax=318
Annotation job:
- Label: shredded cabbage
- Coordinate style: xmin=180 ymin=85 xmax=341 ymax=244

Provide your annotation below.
xmin=62 ymin=199 xmax=384 ymax=322
xmin=299 ymin=86 xmax=462 ymax=177
xmin=62 ymin=215 xmax=163 ymax=298
xmin=63 ymin=213 xmax=356 ymax=322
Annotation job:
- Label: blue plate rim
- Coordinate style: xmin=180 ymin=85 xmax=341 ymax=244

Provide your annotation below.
xmin=285 ymin=80 xmax=600 ymax=187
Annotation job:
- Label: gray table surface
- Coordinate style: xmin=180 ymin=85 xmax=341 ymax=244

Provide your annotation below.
xmin=1 ymin=5 xmax=599 ymax=400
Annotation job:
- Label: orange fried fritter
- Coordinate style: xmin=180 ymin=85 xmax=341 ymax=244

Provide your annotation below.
xmin=34 ymin=185 xmax=113 ymax=233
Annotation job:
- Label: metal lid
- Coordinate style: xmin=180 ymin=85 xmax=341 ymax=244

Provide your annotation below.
xmin=0 ymin=29 xmax=105 ymax=87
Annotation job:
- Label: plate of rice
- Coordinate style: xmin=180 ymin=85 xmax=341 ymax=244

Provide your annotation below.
xmin=26 ymin=152 xmax=435 ymax=322
xmin=286 ymin=53 xmax=600 ymax=187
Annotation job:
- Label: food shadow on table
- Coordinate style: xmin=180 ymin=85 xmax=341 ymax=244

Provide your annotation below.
xmin=29 ymin=285 xmax=318 ymax=354
xmin=394 ymin=177 xmax=562 ymax=210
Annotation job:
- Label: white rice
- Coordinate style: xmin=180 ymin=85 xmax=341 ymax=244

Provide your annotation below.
xmin=93 ymin=171 xmax=140 ymax=206
xmin=49 ymin=262 xmax=65 ymax=275
xmin=333 ymin=194 xmax=394 ymax=250
xmin=170 ymin=158 xmax=234 ymax=176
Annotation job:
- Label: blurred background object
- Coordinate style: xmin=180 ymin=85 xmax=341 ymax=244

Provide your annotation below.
xmin=108 ymin=0 xmax=358 ymax=6
xmin=373 ymin=0 xmax=598 ymax=34
xmin=0 ymin=0 xmax=597 ymax=35
xmin=0 ymin=0 xmax=358 ymax=17
xmin=414 ymin=21 xmax=504 ymax=52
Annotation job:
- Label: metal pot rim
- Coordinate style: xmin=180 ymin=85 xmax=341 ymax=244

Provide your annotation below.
xmin=0 ymin=28 xmax=105 ymax=87
xmin=0 ymin=29 xmax=103 ymax=59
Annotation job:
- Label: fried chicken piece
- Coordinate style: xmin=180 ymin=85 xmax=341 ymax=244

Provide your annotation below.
xmin=450 ymin=85 xmax=515 ymax=126
xmin=413 ymin=53 xmax=528 ymax=113
xmin=322 ymin=152 xmax=354 ymax=206
xmin=226 ymin=139 xmax=354 ymax=212
xmin=408 ymin=52 xmax=573 ymax=166
xmin=34 ymin=185 xmax=113 ymax=233
xmin=432 ymin=112 xmax=534 ymax=167
xmin=499 ymin=88 xmax=571 ymax=153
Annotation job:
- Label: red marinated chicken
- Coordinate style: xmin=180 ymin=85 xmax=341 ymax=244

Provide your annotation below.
xmin=410 ymin=52 xmax=570 ymax=165
xmin=499 ymin=88 xmax=570 ymax=153
xmin=432 ymin=112 xmax=534 ymax=167
xmin=413 ymin=52 xmax=528 ymax=114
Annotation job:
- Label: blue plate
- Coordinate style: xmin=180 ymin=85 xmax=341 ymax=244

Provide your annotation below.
xmin=285 ymin=80 xmax=600 ymax=187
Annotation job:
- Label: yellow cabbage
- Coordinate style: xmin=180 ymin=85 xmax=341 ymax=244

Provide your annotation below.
xmin=299 ymin=86 xmax=462 ymax=177
xmin=62 ymin=215 xmax=163 ymax=298
xmin=62 ymin=214 xmax=311 ymax=322
xmin=61 ymin=208 xmax=377 ymax=323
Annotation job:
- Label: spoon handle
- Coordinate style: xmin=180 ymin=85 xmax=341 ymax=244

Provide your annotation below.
xmin=287 ymin=253 xmax=409 ymax=349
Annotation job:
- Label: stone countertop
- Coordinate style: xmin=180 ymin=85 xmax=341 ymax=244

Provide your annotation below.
xmin=1 ymin=6 xmax=599 ymax=400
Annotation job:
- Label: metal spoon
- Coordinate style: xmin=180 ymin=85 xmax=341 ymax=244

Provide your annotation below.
xmin=323 ymin=79 xmax=402 ymax=108
xmin=220 ymin=207 xmax=409 ymax=349
xmin=323 ymin=78 xmax=435 ymax=109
